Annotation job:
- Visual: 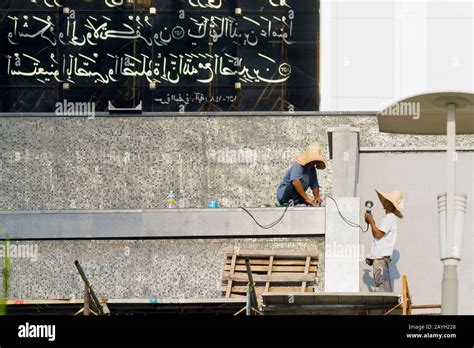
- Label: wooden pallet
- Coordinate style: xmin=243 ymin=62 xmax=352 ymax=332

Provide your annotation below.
xmin=221 ymin=250 xmax=318 ymax=299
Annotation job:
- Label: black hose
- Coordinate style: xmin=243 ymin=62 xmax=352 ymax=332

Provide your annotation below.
xmin=241 ymin=197 xmax=369 ymax=232
xmin=326 ymin=196 xmax=369 ymax=233
xmin=240 ymin=200 xmax=293 ymax=229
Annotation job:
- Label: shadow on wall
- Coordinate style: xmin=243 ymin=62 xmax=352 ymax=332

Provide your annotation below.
xmin=362 ymin=249 xmax=401 ymax=292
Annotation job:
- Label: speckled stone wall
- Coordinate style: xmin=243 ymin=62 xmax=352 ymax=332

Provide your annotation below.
xmin=3 ymin=238 xmax=324 ymax=300
xmin=1 ymin=114 xmax=472 ymax=211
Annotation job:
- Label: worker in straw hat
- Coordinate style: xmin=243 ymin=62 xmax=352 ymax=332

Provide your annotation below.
xmin=364 ymin=189 xmax=404 ymax=292
xmin=276 ymin=142 xmax=326 ymax=206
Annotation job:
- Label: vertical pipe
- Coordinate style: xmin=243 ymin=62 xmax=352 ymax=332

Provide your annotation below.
xmin=246 ymin=287 xmax=252 ymax=316
xmin=442 ymin=262 xmax=458 ymax=315
xmin=446 ymin=103 xmax=456 ymax=257
xmin=84 ymin=286 xmax=90 ymax=316
xmin=442 ymin=103 xmax=458 ymax=315
xmin=245 ymin=259 xmax=258 ymax=315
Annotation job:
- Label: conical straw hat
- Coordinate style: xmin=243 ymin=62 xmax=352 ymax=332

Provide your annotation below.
xmin=375 ymin=189 xmax=404 ymax=218
xmin=294 ymin=142 xmax=326 ymax=169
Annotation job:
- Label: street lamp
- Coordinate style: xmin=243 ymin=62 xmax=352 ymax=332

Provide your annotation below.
xmin=377 ymin=91 xmax=473 ymax=315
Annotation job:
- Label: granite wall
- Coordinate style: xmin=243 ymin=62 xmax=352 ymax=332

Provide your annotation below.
xmin=4 ymin=237 xmax=324 ymax=300
xmin=1 ymin=114 xmax=472 ymax=211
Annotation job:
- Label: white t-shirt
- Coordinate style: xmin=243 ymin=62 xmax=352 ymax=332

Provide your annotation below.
xmin=371 ymin=213 xmax=398 ymax=258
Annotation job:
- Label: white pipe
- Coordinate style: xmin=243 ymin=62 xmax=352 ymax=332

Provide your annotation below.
xmin=446 ymin=103 xmax=456 ymax=259
xmin=442 ymin=103 xmax=457 ymax=315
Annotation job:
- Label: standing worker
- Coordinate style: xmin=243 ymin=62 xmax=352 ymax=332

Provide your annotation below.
xmin=276 ymin=142 xmax=326 ymax=206
xmin=365 ymin=190 xmax=404 ymax=292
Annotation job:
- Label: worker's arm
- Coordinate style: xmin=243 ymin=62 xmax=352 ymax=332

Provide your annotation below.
xmin=292 ymin=179 xmax=316 ymax=206
xmin=310 ymin=168 xmax=322 ymax=205
xmin=312 ymin=187 xmax=322 ymax=205
xmin=364 ymin=214 xmax=385 ymax=239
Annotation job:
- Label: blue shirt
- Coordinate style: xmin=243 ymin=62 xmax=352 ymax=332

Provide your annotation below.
xmin=276 ymin=162 xmax=320 ymax=202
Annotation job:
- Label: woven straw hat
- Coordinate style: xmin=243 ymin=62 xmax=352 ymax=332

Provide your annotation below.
xmin=376 ymin=189 xmax=404 ymax=218
xmin=294 ymin=142 xmax=326 ymax=169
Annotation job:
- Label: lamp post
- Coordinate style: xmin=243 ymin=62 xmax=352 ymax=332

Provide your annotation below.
xmin=377 ymin=91 xmax=473 ymax=315
xmin=437 ymin=192 xmax=467 ymax=314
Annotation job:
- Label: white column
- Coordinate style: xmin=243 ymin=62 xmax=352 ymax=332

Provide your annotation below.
xmin=325 ymin=198 xmax=360 ymax=292
xmin=327 ymin=126 xmax=360 ymax=197
xmin=442 ymin=103 xmax=458 ymax=314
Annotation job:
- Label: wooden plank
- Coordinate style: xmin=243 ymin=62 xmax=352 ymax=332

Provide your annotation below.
xmin=222 ymin=270 xmax=317 ymax=279
xmin=229 ymin=294 xmax=248 ymax=299
xmin=225 ymin=253 xmax=237 ymax=298
xmin=411 ymin=313 xmax=441 ymax=316
xmin=224 ymin=265 xmax=318 ymax=273
xmin=222 ymin=270 xmax=317 ymax=282
xmin=411 ymin=304 xmax=442 ymax=309
xmin=226 ymin=259 xmax=318 ymax=266
xmin=384 ymin=302 xmax=402 ymax=316
xmin=223 ymin=273 xmax=315 ymax=283
xmin=221 ymin=286 xmax=314 ymax=294
xmin=402 ymin=275 xmax=412 ymax=315
xmin=265 ymin=256 xmax=274 ymax=293
xmin=222 ymin=281 xmax=316 ymax=289
xmin=301 ymin=256 xmax=311 ymax=292
xmin=225 ymin=250 xmax=318 ymax=258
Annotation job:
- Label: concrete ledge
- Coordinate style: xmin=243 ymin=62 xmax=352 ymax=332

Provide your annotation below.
xmin=262 ymin=292 xmax=402 ymax=315
xmin=262 ymin=292 xmax=401 ymax=306
xmin=6 ymin=298 xmax=248 ymax=315
xmin=0 ymin=207 xmax=325 ymax=239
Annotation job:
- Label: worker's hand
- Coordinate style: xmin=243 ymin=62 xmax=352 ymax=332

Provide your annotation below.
xmin=314 ymin=196 xmax=323 ymax=206
xmin=364 ymin=213 xmax=374 ymax=224
xmin=305 ymin=198 xmax=316 ymax=207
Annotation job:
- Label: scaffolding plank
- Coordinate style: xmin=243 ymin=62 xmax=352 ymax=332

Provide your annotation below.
xmin=225 ymin=250 xmax=319 ymax=258
xmin=223 ymin=273 xmax=315 ymax=283
xmin=225 ymin=253 xmax=238 ymax=298
xmin=224 ymin=265 xmax=318 ymax=273
xmin=226 ymin=259 xmax=318 ymax=266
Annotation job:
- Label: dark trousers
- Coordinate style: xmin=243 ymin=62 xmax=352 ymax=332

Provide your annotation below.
xmin=278 ymin=180 xmax=308 ymax=206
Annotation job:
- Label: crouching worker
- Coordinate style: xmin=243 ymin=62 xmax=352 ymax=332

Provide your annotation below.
xmin=365 ymin=190 xmax=404 ymax=292
xmin=276 ymin=142 xmax=326 ymax=207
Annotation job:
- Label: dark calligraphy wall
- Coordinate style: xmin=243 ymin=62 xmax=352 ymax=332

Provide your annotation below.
xmin=0 ymin=0 xmax=319 ymax=113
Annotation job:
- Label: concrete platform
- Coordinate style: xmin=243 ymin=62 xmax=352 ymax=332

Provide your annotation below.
xmin=262 ymin=292 xmax=402 ymax=315
xmin=6 ymin=298 xmax=247 ymax=315
xmin=0 ymin=207 xmax=325 ymax=239
xmin=6 ymin=294 xmax=402 ymax=315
